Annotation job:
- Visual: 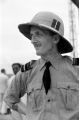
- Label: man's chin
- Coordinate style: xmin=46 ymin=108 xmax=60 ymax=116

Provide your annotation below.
xmin=36 ymin=51 xmax=42 ymax=56
xmin=36 ymin=51 xmax=45 ymax=57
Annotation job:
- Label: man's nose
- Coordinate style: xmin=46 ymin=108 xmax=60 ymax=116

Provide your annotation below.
xmin=31 ymin=34 xmax=37 ymax=42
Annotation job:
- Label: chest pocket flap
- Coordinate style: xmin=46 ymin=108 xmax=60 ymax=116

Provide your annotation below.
xmin=57 ymin=82 xmax=79 ymax=111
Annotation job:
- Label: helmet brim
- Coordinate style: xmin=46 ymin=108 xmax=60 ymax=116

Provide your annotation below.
xmin=18 ymin=23 xmax=73 ymax=54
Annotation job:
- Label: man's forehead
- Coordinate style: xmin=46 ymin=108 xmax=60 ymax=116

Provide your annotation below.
xmin=30 ymin=26 xmax=49 ymax=34
xmin=12 ymin=64 xmax=20 ymax=68
xmin=31 ymin=26 xmax=43 ymax=32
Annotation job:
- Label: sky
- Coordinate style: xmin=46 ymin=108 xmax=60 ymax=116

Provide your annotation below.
xmin=0 ymin=0 xmax=79 ymax=73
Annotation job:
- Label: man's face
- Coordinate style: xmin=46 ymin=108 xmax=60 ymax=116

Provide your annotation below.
xmin=30 ymin=27 xmax=54 ymax=56
xmin=12 ymin=65 xmax=20 ymax=75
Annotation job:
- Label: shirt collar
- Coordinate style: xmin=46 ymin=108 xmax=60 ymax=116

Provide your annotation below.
xmin=38 ymin=58 xmax=46 ymax=70
xmin=38 ymin=54 xmax=63 ymax=70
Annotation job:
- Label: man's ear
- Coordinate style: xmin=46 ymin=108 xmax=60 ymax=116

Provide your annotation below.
xmin=53 ymin=34 xmax=60 ymax=44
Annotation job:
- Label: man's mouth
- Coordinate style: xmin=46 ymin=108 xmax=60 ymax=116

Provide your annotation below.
xmin=32 ymin=42 xmax=41 ymax=48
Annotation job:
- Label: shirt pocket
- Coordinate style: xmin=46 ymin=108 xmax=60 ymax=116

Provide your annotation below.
xmin=57 ymin=82 xmax=79 ymax=111
xmin=27 ymin=88 xmax=46 ymax=113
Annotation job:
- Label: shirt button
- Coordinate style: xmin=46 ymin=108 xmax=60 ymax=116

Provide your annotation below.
xmin=67 ymin=85 xmax=70 ymax=89
xmin=47 ymin=99 xmax=51 ymax=102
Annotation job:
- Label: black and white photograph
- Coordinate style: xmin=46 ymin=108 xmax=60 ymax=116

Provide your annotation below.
xmin=0 ymin=0 xmax=79 ymax=120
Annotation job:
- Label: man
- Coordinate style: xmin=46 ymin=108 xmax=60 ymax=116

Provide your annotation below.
xmin=7 ymin=63 xmax=23 ymax=120
xmin=0 ymin=69 xmax=8 ymax=114
xmin=12 ymin=63 xmax=22 ymax=75
xmin=8 ymin=63 xmax=22 ymax=86
xmin=4 ymin=12 xmax=79 ymax=120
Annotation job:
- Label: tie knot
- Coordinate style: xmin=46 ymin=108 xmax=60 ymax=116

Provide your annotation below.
xmin=45 ymin=62 xmax=51 ymax=68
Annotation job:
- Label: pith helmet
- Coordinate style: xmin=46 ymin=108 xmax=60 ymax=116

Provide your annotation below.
xmin=18 ymin=11 xmax=73 ymax=54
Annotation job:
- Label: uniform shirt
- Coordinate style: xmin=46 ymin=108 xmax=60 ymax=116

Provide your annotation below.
xmin=4 ymin=56 xmax=79 ymax=120
xmin=0 ymin=73 xmax=8 ymax=93
xmin=8 ymin=75 xmax=15 ymax=87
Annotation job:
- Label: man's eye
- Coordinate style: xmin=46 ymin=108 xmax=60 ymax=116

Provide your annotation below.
xmin=36 ymin=31 xmax=40 ymax=36
xmin=30 ymin=31 xmax=43 ymax=39
xmin=30 ymin=33 xmax=33 ymax=39
xmin=36 ymin=31 xmax=43 ymax=36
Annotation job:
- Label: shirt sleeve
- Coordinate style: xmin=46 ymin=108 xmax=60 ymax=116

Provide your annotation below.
xmin=4 ymin=71 xmax=28 ymax=108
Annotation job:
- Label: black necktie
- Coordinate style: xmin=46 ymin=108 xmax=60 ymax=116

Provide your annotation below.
xmin=43 ymin=62 xmax=51 ymax=94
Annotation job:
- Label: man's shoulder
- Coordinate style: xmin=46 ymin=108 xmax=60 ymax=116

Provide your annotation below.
xmin=62 ymin=56 xmax=79 ymax=82
xmin=8 ymin=75 xmax=15 ymax=81
xmin=21 ymin=59 xmax=40 ymax=72
xmin=62 ymin=55 xmax=73 ymax=64
xmin=0 ymin=73 xmax=8 ymax=80
xmin=17 ymin=59 xmax=40 ymax=83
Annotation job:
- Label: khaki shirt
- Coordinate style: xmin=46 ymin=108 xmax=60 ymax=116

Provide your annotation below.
xmin=4 ymin=57 xmax=79 ymax=120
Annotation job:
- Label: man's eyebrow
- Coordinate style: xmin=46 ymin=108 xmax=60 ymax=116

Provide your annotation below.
xmin=30 ymin=30 xmax=41 ymax=34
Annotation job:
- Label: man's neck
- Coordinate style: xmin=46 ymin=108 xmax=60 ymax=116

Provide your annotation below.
xmin=41 ymin=50 xmax=62 ymax=62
